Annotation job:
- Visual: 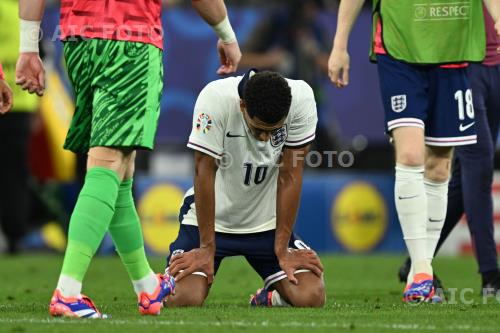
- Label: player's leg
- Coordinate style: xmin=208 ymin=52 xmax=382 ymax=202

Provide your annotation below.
xmin=271 ymin=272 xmax=325 ymax=308
xmin=392 ymin=127 xmax=429 ymax=284
xmin=432 ymin=64 xmax=491 ymax=256
xmin=433 ymin=154 xmax=464 ymax=255
xmin=165 ymin=275 xmax=209 ymax=307
xmin=163 ymin=224 xmax=216 ymax=307
xmin=107 ymin=153 xmax=173 ymax=314
xmin=377 ymin=55 xmax=446 ymax=302
xmin=163 ymin=196 xmax=225 ymax=307
xmin=95 ymin=40 xmax=167 ymax=314
xmin=376 ymin=55 xmax=432 ymax=292
xmin=51 ymin=146 xmax=131 ymax=314
xmin=479 ymin=64 xmax=500 ymax=291
xmin=423 ymin=145 xmax=453 ymax=272
xmin=51 ymin=39 xmax=163 ymax=317
xmin=461 ymin=63 xmax=500 ymax=293
xmin=50 ymin=40 xmax=115 ymax=318
xmin=248 ymin=233 xmax=325 ymax=307
xmin=404 ymin=65 xmax=475 ymax=302
xmin=397 ymin=152 xmax=463 ymax=291
xmin=424 ymin=64 xmax=477 ymax=272
xmin=397 ymin=152 xmax=463 ymax=287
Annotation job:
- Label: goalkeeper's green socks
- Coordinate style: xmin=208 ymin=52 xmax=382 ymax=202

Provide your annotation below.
xmin=108 ymin=178 xmax=157 ymax=295
xmin=57 ymin=167 xmax=120 ymax=297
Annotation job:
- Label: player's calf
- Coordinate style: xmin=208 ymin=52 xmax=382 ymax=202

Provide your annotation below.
xmin=424 ymin=146 xmax=453 ymax=183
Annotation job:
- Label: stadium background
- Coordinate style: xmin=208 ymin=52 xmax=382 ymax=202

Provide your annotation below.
xmin=1 ymin=0 xmax=498 ymax=258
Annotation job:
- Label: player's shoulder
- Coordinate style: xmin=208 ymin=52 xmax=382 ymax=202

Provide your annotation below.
xmin=285 ymin=79 xmax=316 ymax=118
xmin=286 ymin=79 xmax=315 ymax=101
xmin=195 ymin=76 xmax=240 ymax=117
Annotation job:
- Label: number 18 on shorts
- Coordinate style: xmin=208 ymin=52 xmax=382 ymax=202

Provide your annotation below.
xmin=377 ymin=54 xmax=477 ymax=147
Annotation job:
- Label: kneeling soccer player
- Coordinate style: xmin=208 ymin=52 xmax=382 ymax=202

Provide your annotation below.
xmin=164 ymin=70 xmax=326 ymax=307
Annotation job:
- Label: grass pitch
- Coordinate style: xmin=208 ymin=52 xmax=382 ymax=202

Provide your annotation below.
xmin=1 ymin=254 xmax=499 ymax=333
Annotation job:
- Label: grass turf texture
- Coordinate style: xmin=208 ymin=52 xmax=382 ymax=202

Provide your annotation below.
xmin=1 ymin=255 xmax=499 ymax=333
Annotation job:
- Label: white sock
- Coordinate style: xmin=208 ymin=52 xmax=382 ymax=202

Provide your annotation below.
xmin=424 ymin=178 xmax=448 ymax=262
xmin=57 ymin=274 xmax=82 ymax=298
xmin=271 ymin=290 xmax=290 ymax=307
xmin=132 ymin=271 xmax=158 ymax=295
xmin=407 ymin=265 xmax=414 ymax=285
xmin=395 ymin=164 xmax=432 ymax=282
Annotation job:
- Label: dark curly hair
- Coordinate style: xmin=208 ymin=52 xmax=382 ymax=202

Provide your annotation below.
xmin=243 ymin=71 xmax=292 ymax=124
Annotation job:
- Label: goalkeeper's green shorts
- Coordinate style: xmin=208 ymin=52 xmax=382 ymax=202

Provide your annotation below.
xmin=63 ymin=38 xmax=163 ymax=153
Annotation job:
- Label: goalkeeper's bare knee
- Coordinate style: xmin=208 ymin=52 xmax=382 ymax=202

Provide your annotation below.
xmin=87 ymin=147 xmax=135 ymax=181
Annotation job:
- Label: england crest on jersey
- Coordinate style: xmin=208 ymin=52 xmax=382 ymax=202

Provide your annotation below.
xmin=271 ymin=125 xmax=288 ymax=147
xmin=391 ymin=95 xmax=407 ymax=113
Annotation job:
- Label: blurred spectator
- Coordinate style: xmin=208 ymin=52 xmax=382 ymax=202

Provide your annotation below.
xmin=240 ymin=0 xmax=338 ymax=157
xmin=0 ymin=0 xmax=40 ymax=254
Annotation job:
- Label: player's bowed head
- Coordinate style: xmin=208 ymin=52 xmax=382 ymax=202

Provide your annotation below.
xmin=238 ymin=70 xmax=292 ymax=142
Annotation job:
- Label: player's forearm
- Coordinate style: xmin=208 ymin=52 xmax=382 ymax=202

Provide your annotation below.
xmin=333 ymin=0 xmax=366 ymax=50
xmin=192 ymin=0 xmax=236 ymax=43
xmin=483 ymin=0 xmax=500 ymax=22
xmin=193 ymin=152 xmax=217 ymax=252
xmin=192 ymin=0 xmax=227 ymax=25
xmin=19 ymin=0 xmax=45 ymax=53
xmin=275 ymin=148 xmax=307 ymax=256
xmin=19 ymin=0 xmax=45 ymax=20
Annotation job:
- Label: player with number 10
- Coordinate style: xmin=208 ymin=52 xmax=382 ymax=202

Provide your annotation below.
xmin=163 ymin=70 xmax=325 ymax=308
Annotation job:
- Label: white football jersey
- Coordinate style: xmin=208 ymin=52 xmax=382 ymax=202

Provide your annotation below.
xmin=182 ymin=75 xmax=318 ymax=233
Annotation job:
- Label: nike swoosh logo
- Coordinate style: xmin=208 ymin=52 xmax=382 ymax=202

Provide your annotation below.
xmin=429 ymin=218 xmax=444 ymax=223
xmin=398 ymin=195 xmax=418 ymax=200
xmin=459 ymin=122 xmax=475 ymax=132
xmin=226 ymin=132 xmax=246 ymax=138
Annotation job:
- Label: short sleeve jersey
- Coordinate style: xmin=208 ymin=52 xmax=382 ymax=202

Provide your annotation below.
xmin=182 ymin=76 xmax=318 ymax=233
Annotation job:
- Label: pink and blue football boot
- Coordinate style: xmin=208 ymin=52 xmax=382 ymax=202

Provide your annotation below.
xmin=49 ymin=290 xmax=105 ymax=318
xmin=250 ymin=288 xmax=273 ymax=307
xmin=403 ymin=273 xmax=441 ymax=303
xmin=138 ymin=273 xmax=175 ymax=315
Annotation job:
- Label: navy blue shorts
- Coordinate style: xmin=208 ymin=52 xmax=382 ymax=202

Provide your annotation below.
xmin=166 ymin=224 xmax=312 ymax=289
xmin=377 ymin=55 xmax=476 ymax=146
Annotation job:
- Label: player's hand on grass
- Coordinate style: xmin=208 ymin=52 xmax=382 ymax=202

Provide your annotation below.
xmin=169 ymin=247 xmax=215 ymax=284
xmin=0 ymin=79 xmax=13 ymax=114
xmin=15 ymin=53 xmax=45 ymax=96
xmin=277 ymin=248 xmax=324 ymax=285
xmin=328 ymin=46 xmax=350 ymax=88
xmin=216 ymin=39 xmax=242 ymax=75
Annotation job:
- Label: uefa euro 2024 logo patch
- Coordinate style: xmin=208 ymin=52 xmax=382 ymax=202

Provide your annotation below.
xmin=391 ymin=95 xmax=407 ymax=113
xmin=271 ymin=125 xmax=288 ymax=147
xmin=196 ymin=113 xmax=212 ymax=134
